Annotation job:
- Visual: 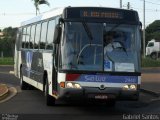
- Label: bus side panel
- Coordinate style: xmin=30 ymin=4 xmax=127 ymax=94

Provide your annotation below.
xmin=16 ymin=51 xmax=22 ymax=78
xmin=21 ymin=50 xmax=44 ymax=90
xmin=14 ymin=47 xmax=19 ymax=77
xmin=42 ymin=52 xmax=53 ymax=96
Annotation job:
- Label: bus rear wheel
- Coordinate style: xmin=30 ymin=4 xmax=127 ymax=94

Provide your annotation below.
xmin=45 ymin=80 xmax=56 ymax=106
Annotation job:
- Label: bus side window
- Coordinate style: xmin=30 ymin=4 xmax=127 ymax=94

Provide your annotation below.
xmin=22 ymin=28 xmax=26 ymax=48
xmin=40 ymin=22 xmax=48 ymax=49
xmin=55 ymin=16 xmax=60 ymax=24
xmin=34 ymin=23 xmax=41 ymax=49
xmin=46 ymin=19 xmax=55 ymax=50
xmin=26 ymin=26 xmax=31 ymax=49
xmin=30 ymin=25 xmax=36 ymax=49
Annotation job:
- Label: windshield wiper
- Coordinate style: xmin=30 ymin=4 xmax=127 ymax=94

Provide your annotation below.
xmin=82 ymin=21 xmax=93 ymax=43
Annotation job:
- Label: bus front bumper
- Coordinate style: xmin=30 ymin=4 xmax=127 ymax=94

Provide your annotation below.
xmin=58 ymin=87 xmax=139 ymax=101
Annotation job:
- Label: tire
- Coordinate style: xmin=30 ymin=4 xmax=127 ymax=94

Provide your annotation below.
xmin=45 ymin=79 xmax=56 ymax=106
xmin=20 ymin=68 xmax=28 ymax=90
xmin=151 ymin=53 xmax=157 ymax=60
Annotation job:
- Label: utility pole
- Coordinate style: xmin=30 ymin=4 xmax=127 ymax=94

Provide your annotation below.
xmin=120 ymin=0 xmax=122 ymax=8
xmin=143 ymin=0 xmax=146 ymax=58
xmin=127 ymin=2 xmax=130 ymax=9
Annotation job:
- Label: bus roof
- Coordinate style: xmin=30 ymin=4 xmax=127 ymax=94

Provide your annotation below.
xmin=21 ymin=6 xmax=139 ymax=26
xmin=21 ymin=7 xmax=65 ymax=26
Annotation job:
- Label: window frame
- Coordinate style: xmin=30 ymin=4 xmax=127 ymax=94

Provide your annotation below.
xmin=39 ymin=21 xmax=48 ymax=50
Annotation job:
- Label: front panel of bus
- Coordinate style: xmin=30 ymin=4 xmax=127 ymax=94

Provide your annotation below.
xmin=57 ymin=7 xmax=141 ymax=101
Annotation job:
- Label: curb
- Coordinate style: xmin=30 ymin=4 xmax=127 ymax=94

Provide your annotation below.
xmin=0 ymin=65 xmax=13 ymax=67
xmin=142 ymin=67 xmax=160 ymax=70
xmin=0 ymin=87 xmax=17 ymax=103
xmin=0 ymin=84 xmax=9 ymax=101
xmin=9 ymin=71 xmax=14 ymax=74
xmin=0 ymin=71 xmax=14 ymax=75
xmin=140 ymin=88 xmax=160 ymax=97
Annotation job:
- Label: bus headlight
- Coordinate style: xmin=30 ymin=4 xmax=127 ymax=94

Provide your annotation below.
xmin=66 ymin=82 xmax=73 ymax=88
xmin=74 ymin=83 xmax=81 ymax=89
xmin=130 ymin=85 xmax=137 ymax=90
xmin=123 ymin=85 xmax=129 ymax=90
xmin=123 ymin=84 xmax=137 ymax=90
xmin=66 ymin=82 xmax=81 ymax=89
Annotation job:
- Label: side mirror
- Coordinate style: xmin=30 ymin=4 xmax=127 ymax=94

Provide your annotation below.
xmin=139 ymin=22 xmax=142 ymax=29
xmin=53 ymin=24 xmax=62 ymax=44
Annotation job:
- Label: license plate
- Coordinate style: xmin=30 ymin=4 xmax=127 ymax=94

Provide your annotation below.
xmin=94 ymin=95 xmax=108 ymax=100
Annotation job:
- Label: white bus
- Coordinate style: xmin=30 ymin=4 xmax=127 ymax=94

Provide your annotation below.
xmin=14 ymin=7 xmax=141 ymax=106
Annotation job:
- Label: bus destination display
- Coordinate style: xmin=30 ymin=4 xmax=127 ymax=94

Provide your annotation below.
xmin=80 ymin=10 xmax=123 ymax=19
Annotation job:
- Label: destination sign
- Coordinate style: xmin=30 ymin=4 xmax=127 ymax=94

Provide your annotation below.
xmin=64 ymin=7 xmax=139 ymax=24
xmin=80 ymin=10 xmax=123 ymax=19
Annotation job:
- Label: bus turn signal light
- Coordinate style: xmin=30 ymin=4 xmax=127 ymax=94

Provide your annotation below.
xmin=60 ymin=82 xmax=65 ymax=88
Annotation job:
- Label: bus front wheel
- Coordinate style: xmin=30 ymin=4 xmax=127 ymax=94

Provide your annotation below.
xmin=45 ymin=80 xmax=56 ymax=106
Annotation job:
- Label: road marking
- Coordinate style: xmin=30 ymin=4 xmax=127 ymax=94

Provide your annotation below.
xmin=150 ymin=96 xmax=160 ymax=103
xmin=0 ymin=72 xmax=10 ymax=74
xmin=0 ymin=71 xmax=14 ymax=75
xmin=9 ymin=71 xmax=14 ymax=74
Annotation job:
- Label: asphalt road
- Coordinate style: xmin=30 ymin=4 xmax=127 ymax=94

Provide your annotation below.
xmin=142 ymin=67 xmax=160 ymax=73
xmin=0 ymin=66 xmax=160 ymax=120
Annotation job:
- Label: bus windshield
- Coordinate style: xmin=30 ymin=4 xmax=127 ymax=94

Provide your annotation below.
xmin=60 ymin=22 xmax=140 ymax=72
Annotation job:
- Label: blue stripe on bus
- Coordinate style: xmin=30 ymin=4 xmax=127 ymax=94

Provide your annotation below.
xmin=77 ymin=75 xmax=138 ymax=83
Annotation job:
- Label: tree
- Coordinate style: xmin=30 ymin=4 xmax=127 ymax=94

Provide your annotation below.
xmin=1 ymin=27 xmax=18 ymax=57
xmin=145 ymin=20 xmax=160 ymax=44
xmin=32 ymin=0 xmax=50 ymax=15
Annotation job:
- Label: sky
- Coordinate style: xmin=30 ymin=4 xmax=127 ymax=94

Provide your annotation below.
xmin=0 ymin=0 xmax=160 ymax=29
